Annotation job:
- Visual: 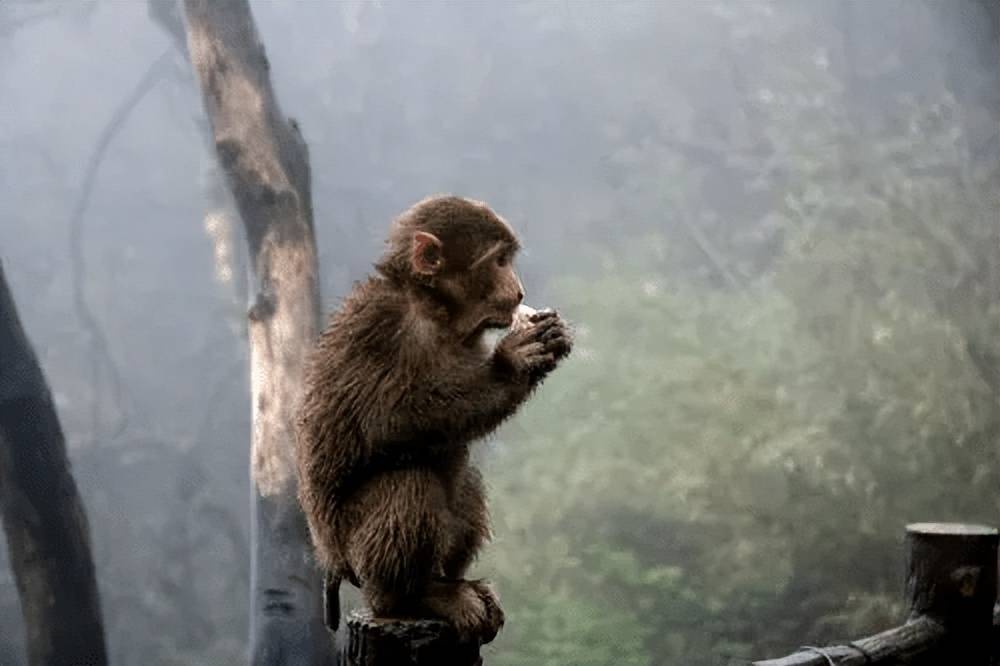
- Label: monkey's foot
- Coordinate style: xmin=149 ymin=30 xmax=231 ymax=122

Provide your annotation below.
xmin=467 ymin=579 xmax=505 ymax=644
xmin=423 ymin=579 xmax=505 ymax=644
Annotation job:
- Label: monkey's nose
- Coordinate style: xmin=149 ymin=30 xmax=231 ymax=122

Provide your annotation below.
xmin=516 ymin=288 xmax=524 ymax=304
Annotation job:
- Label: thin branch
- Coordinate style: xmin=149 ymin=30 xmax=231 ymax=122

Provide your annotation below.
xmin=0 ymin=5 xmax=66 ymax=38
xmin=68 ymin=47 xmax=173 ymax=441
xmin=676 ymin=215 xmax=746 ymax=291
xmin=194 ymin=355 xmax=246 ymax=446
xmin=147 ymin=0 xmax=189 ymax=56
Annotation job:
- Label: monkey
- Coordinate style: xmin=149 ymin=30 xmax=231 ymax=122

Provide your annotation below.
xmin=295 ymin=195 xmax=572 ymax=643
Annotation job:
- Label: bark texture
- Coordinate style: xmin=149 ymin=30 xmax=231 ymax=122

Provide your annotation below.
xmin=182 ymin=1 xmax=330 ymax=663
xmin=344 ymin=611 xmax=484 ymax=666
xmin=0 ymin=260 xmax=107 ymax=666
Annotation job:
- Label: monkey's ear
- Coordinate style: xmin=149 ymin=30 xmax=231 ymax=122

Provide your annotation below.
xmin=411 ymin=231 xmax=444 ymax=276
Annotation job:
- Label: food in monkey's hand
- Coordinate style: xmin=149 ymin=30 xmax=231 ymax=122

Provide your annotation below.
xmin=489 ymin=304 xmax=558 ymax=346
xmin=511 ymin=304 xmax=538 ymax=332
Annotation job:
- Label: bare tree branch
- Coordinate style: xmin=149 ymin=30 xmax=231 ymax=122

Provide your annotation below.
xmin=68 ymin=48 xmax=174 ymax=442
xmin=675 ymin=215 xmax=746 ymax=291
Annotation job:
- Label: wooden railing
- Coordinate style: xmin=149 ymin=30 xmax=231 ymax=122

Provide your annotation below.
xmin=755 ymin=522 xmax=998 ymax=665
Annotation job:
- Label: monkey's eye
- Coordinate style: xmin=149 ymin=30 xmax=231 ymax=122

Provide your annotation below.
xmin=496 ymin=254 xmax=509 ymax=268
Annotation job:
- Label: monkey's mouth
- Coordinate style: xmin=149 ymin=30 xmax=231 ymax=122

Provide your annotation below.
xmin=480 ymin=316 xmax=514 ymax=330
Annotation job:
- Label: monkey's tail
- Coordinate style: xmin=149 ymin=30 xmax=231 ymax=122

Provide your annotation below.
xmin=323 ymin=569 xmax=342 ymax=632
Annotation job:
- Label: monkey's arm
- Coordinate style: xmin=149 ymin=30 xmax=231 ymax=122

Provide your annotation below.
xmin=372 ymin=313 xmax=570 ymax=447
xmin=371 ymin=360 xmax=531 ymax=448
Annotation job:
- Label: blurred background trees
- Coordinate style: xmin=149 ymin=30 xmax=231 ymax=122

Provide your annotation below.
xmin=0 ymin=1 xmax=997 ymax=664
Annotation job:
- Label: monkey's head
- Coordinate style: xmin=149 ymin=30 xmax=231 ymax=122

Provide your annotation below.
xmin=376 ymin=195 xmax=525 ymax=343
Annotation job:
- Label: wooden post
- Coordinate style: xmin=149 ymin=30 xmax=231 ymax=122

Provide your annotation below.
xmin=905 ymin=522 xmax=997 ymax=663
xmin=342 ymin=610 xmax=484 ymax=666
xmin=754 ymin=522 xmax=998 ymax=665
xmin=993 ymin=602 xmax=999 ymax=659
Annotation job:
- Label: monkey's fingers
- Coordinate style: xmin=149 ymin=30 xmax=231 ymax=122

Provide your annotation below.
xmin=536 ymin=321 xmax=573 ymax=350
xmin=503 ymin=341 xmax=541 ymax=374
xmin=497 ymin=326 xmax=537 ymax=355
xmin=523 ymin=316 xmax=559 ymax=343
xmin=537 ymin=322 xmax=569 ymax=343
xmin=526 ymin=351 xmax=557 ymax=381
xmin=545 ymin=334 xmax=573 ymax=360
xmin=528 ymin=309 xmax=558 ymax=323
xmin=517 ymin=341 xmax=546 ymax=359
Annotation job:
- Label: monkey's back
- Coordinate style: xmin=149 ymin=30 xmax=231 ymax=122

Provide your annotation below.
xmin=296 ymin=278 xmax=390 ymax=563
xmin=296 ymin=276 xmax=467 ymax=572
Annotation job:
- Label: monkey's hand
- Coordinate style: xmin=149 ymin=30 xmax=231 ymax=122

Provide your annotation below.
xmin=495 ymin=310 xmax=572 ymax=384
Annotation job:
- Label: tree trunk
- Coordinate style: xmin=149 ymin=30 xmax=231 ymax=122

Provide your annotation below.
xmin=0 ymin=259 xmax=107 ymax=666
xmin=182 ymin=1 xmax=332 ymax=664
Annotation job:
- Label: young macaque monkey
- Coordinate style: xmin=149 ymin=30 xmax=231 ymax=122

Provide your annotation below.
xmin=295 ymin=195 xmax=572 ymax=643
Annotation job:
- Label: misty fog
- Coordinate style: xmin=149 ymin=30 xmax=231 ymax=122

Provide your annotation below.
xmin=1 ymin=1 xmax=998 ymax=664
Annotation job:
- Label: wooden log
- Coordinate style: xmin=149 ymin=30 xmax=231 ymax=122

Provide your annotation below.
xmin=753 ymin=616 xmax=945 ymax=666
xmin=755 ymin=522 xmax=998 ymax=665
xmin=343 ymin=610 xmax=484 ymax=666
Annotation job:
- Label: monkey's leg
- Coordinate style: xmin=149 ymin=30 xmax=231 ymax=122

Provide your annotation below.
xmin=437 ymin=465 xmax=504 ymax=642
xmin=345 ymin=468 xmax=501 ymax=642
xmin=441 ymin=465 xmax=490 ymax=579
xmin=345 ymin=469 xmax=440 ymax=612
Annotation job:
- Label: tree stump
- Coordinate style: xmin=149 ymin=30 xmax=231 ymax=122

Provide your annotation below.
xmin=905 ymin=522 xmax=997 ymax=664
xmin=343 ymin=610 xmax=484 ymax=666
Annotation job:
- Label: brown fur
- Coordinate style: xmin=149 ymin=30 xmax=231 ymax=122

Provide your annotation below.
xmin=295 ymin=195 xmax=571 ymax=642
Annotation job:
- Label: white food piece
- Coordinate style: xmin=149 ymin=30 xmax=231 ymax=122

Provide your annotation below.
xmin=483 ymin=304 xmax=546 ymax=351
xmin=510 ymin=304 xmax=538 ymax=332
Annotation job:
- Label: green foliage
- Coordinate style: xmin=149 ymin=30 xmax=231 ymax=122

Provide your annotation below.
xmin=485 ymin=187 xmax=999 ymax=661
xmin=484 ymin=255 xmax=814 ymax=664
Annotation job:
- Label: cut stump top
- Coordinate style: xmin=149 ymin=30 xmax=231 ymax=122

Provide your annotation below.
xmin=906 ymin=522 xmax=998 ymax=536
